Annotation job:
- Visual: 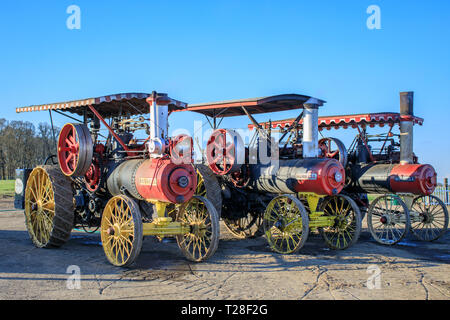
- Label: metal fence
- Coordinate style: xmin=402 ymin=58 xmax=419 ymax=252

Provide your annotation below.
xmin=431 ymin=186 xmax=450 ymax=205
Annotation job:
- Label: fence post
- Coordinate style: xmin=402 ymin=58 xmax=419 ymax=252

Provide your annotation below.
xmin=445 ymin=178 xmax=449 ymax=205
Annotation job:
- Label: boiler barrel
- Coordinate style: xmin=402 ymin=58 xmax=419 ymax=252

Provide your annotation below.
xmin=248 ymin=158 xmax=345 ymax=196
xmin=107 ymin=159 xmax=197 ymax=203
xmin=347 ymin=163 xmax=437 ymax=195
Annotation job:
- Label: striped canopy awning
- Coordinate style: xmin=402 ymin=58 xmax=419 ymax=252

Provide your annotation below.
xmin=248 ymin=112 xmax=424 ymax=131
xmin=16 ymin=92 xmax=188 ymax=118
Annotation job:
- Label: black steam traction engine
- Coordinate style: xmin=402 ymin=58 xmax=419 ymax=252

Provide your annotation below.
xmin=15 ymin=92 xmax=220 ymax=267
xmin=174 ymin=94 xmax=362 ymax=254
xmin=254 ymin=92 xmax=448 ymax=245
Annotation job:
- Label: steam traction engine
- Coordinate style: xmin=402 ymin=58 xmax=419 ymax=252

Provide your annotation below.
xmin=177 ymin=94 xmax=362 ymax=253
xmin=255 ymin=92 xmax=448 ymax=245
xmin=15 ymin=92 xmax=219 ymax=266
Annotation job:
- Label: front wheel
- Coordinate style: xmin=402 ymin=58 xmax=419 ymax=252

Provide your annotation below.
xmin=176 ymin=196 xmax=220 ymax=262
xmin=263 ymin=195 xmax=309 ymax=254
xmin=319 ymin=195 xmax=362 ymax=250
xmin=101 ymin=195 xmax=143 ymax=267
xmin=410 ymin=195 xmax=448 ymax=241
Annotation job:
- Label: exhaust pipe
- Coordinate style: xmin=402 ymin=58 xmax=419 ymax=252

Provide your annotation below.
xmin=399 ymin=91 xmax=414 ymax=164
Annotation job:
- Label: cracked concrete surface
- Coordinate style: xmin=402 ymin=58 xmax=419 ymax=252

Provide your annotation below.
xmin=0 ymin=196 xmax=449 ymax=300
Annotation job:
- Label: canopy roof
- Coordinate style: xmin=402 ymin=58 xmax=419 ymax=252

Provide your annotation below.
xmin=248 ymin=112 xmax=424 ymax=131
xmin=175 ymin=94 xmax=325 ymax=118
xmin=16 ymin=92 xmax=188 ymax=118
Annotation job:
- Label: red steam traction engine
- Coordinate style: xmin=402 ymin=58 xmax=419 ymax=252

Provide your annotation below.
xmin=15 ymin=92 xmax=220 ymax=266
xmin=253 ymin=92 xmax=448 ymax=245
xmin=175 ymin=94 xmax=362 ymax=254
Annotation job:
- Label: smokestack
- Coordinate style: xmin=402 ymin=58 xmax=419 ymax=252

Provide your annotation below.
xmin=147 ymin=91 xmax=169 ymax=157
xmin=302 ymin=98 xmax=320 ymax=158
xmin=399 ymin=91 xmax=414 ymax=164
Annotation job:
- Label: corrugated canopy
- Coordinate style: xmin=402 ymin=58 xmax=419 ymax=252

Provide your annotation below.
xmin=176 ymin=94 xmax=325 ymax=118
xmin=16 ymin=92 xmax=188 ymax=118
xmin=248 ymin=112 xmax=424 ymax=131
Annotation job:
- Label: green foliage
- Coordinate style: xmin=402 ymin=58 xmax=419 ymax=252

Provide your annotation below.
xmin=0 ymin=180 xmax=15 ymax=196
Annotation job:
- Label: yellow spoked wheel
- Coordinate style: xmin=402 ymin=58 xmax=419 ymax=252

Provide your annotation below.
xmin=176 ymin=196 xmax=220 ymax=262
xmin=319 ymin=195 xmax=362 ymax=250
xmin=196 ymin=169 xmax=207 ymax=197
xmin=24 ymin=166 xmax=74 ymax=248
xmin=101 ymin=195 xmax=143 ymax=267
xmin=263 ymin=195 xmax=309 ymax=254
xmin=223 ymin=212 xmax=264 ymax=239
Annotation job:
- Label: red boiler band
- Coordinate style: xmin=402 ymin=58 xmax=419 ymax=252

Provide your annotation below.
xmin=390 ymin=163 xmax=437 ymax=195
xmin=107 ymin=159 xmax=197 ymax=204
xmin=295 ymin=158 xmax=345 ymax=196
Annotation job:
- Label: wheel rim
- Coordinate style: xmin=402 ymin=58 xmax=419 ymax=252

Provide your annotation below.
xmin=263 ymin=195 xmax=309 ymax=254
xmin=24 ymin=168 xmax=55 ymax=247
xmin=320 ymin=195 xmax=361 ymax=250
xmin=367 ymin=195 xmax=410 ymax=245
xmin=101 ymin=196 xmax=142 ymax=267
xmin=176 ymin=196 xmax=218 ymax=262
xmin=410 ymin=195 xmax=448 ymax=241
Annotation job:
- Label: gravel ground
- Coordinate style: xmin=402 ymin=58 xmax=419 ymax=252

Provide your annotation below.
xmin=0 ymin=195 xmax=449 ymax=300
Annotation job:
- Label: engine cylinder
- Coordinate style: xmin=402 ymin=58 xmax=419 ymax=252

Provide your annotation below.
xmin=248 ymin=158 xmax=345 ymax=196
xmin=107 ymin=159 xmax=197 ymax=203
xmin=347 ymin=163 xmax=436 ymax=195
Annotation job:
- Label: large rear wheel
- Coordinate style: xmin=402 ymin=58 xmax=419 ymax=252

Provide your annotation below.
xmin=223 ymin=212 xmax=264 ymax=239
xmin=24 ymin=166 xmax=74 ymax=248
xmin=367 ymin=194 xmax=410 ymax=245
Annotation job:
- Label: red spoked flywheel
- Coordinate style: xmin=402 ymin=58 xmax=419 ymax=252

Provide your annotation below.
xmin=206 ymin=129 xmax=243 ymax=175
xmin=84 ymin=159 xmax=101 ymax=192
xmin=57 ymin=123 xmax=93 ymax=177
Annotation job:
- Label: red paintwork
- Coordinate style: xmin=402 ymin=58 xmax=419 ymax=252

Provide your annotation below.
xmin=134 ymin=159 xmax=197 ymax=203
xmin=248 ymin=112 xmax=424 ymax=131
xmin=57 ymin=123 xmax=80 ymax=176
xmin=84 ymin=161 xmax=101 ymax=192
xmin=389 ymin=164 xmax=437 ymax=196
xmin=206 ymin=129 xmax=235 ymax=175
xmin=170 ymin=134 xmax=193 ymax=164
xmin=295 ymin=159 xmax=346 ymax=196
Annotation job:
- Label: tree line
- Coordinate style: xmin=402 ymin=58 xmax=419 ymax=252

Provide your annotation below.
xmin=0 ymin=119 xmax=59 ymax=180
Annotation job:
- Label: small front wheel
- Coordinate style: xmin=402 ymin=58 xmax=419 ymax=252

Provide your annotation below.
xmin=176 ymin=196 xmax=220 ymax=262
xmin=101 ymin=195 xmax=143 ymax=267
xmin=263 ymin=195 xmax=309 ymax=254
xmin=319 ymin=195 xmax=362 ymax=250
xmin=410 ymin=195 xmax=448 ymax=241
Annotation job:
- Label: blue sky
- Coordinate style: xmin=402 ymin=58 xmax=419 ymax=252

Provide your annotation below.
xmin=0 ymin=1 xmax=449 ymax=179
